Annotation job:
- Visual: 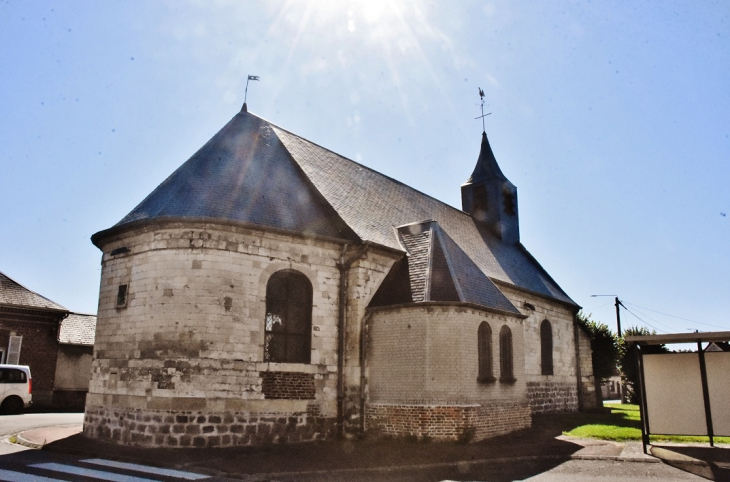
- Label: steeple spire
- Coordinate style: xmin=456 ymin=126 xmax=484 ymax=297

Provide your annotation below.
xmin=461 ymin=122 xmax=520 ymax=244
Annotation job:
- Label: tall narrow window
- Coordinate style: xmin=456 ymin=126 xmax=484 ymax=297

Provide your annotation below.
xmin=116 ymin=284 xmax=128 ymax=307
xmin=499 ymin=325 xmax=515 ymax=382
xmin=541 ymin=319 xmax=554 ymax=375
xmin=264 ymin=270 xmax=312 ymax=363
xmin=477 ymin=322 xmax=494 ymax=382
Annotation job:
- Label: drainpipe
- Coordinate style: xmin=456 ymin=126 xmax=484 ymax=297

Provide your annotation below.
xmin=359 ymin=311 xmax=373 ymax=434
xmin=336 ymin=243 xmax=368 ymax=438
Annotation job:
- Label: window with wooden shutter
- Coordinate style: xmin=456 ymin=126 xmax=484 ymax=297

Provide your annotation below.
xmin=7 ymin=336 xmax=22 ymax=365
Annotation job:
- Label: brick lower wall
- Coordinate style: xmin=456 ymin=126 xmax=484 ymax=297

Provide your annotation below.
xmin=366 ymin=402 xmax=531 ymax=442
xmin=526 ymin=381 xmax=578 ymax=414
xmin=84 ymin=405 xmax=335 ymax=447
xmin=260 ymin=371 xmax=315 ymax=400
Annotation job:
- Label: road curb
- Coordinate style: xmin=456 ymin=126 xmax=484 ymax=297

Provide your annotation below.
xmin=14 ymin=431 xmax=44 ymax=449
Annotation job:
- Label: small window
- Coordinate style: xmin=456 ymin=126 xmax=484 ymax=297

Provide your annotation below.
xmin=477 ymin=322 xmax=495 ymax=382
xmin=473 ymin=185 xmax=488 ymax=214
xmin=499 ymin=325 xmax=515 ymax=382
xmin=503 ymin=189 xmax=516 ymax=216
xmin=116 ymin=284 xmax=128 ymax=307
xmin=541 ymin=319 xmax=554 ymax=375
xmin=264 ymin=270 xmax=313 ymax=364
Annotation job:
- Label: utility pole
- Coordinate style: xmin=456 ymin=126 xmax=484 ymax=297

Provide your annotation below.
xmin=592 ymin=294 xmax=626 ymax=403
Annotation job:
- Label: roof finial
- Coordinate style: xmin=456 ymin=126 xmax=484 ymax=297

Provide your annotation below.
xmin=474 ymin=87 xmax=491 ymax=133
xmin=242 ymin=75 xmax=260 ymax=112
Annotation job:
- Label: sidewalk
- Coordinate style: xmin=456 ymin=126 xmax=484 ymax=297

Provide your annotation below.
xmin=12 ymin=421 xmax=659 ymax=480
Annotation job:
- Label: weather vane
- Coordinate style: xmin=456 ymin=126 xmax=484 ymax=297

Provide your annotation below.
xmin=475 ymin=87 xmax=491 ymax=133
xmin=242 ymin=75 xmax=260 ymax=111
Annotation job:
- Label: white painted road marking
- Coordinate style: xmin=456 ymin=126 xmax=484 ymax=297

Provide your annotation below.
xmin=30 ymin=462 xmax=160 ymax=482
xmin=0 ymin=468 xmax=65 ymax=481
xmin=83 ymin=458 xmax=210 ymax=480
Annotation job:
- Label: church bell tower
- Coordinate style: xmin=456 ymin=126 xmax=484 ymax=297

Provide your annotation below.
xmin=461 ymin=130 xmax=520 ymax=244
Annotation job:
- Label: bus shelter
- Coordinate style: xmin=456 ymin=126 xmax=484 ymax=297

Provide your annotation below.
xmin=625 ymin=331 xmax=730 ymax=454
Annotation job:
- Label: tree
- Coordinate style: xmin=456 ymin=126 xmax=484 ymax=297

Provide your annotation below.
xmin=618 ymin=326 xmax=669 ymax=403
xmin=576 ymin=311 xmax=620 ymax=384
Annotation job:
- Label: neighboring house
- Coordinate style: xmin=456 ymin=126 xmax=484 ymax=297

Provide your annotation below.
xmin=55 ymin=313 xmax=96 ymax=409
xmin=85 ymin=104 xmax=595 ymax=448
xmin=0 ymin=271 xmax=96 ymax=409
xmin=600 ymin=372 xmax=622 ymax=401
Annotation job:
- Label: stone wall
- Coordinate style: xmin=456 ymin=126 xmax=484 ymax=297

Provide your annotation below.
xmin=496 ymin=283 xmax=589 ymax=414
xmin=576 ymin=325 xmax=598 ymax=410
xmin=368 ymin=304 xmax=527 ymax=404
xmin=366 ymin=401 xmax=530 ymax=442
xmin=365 ymin=304 xmax=531 ymax=440
xmin=526 ymin=381 xmax=578 ymax=413
xmin=84 ymin=404 xmax=334 ymax=447
xmin=86 ymin=220 xmax=396 ymax=446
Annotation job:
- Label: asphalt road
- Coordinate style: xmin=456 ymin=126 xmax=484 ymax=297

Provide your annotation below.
xmin=0 ymin=412 xmax=712 ymax=481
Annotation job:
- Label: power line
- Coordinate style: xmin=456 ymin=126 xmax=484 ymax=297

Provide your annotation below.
xmin=621 ymin=305 xmax=667 ymax=334
xmin=622 ymin=301 xmax=728 ymax=330
xmin=623 ymin=304 xmax=677 ymax=332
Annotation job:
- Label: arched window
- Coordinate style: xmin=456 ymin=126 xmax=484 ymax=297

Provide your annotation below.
xmin=264 ymin=270 xmax=312 ymax=363
xmin=499 ymin=325 xmax=515 ymax=382
xmin=477 ymin=322 xmax=494 ymax=382
xmin=540 ymin=319 xmax=553 ymax=375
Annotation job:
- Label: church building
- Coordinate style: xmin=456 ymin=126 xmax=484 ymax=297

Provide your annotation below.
xmin=84 ymin=102 xmax=595 ymax=447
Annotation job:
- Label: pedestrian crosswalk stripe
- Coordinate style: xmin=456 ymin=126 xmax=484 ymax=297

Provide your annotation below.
xmin=82 ymin=458 xmax=210 ymax=480
xmin=29 ymin=463 xmax=158 ymax=482
xmin=0 ymin=468 xmax=66 ymax=482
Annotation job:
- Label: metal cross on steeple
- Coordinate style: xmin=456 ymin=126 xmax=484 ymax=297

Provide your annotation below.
xmin=475 ymin=87 xmax=492 ymax=133
xmin=242 ymin=75 xmax=260 ymax=112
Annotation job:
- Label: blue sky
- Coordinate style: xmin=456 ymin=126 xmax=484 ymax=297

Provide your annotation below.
xmin=2 ymin=1 xmax=729 ymax=335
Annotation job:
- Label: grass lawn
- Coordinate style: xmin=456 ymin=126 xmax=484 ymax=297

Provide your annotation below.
xmin=561 ymin=403 xmax=730 ymax=444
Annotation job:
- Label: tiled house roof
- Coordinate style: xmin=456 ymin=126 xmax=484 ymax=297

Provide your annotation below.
xmin=58 ymin=313 xmax=97 ymax=346
xmin=0 ymin=271 xmax=67 ymax=312
xmin=93 ymin=110 xmax=577 ymax=311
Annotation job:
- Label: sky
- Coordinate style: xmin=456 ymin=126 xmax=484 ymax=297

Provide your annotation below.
xmin=2 ymin=0 xmax=729 ymax=337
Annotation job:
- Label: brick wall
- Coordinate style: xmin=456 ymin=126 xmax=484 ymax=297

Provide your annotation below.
xmin=366 ymin=401 xmax=530 ymax=441
xmin=261 ymin=371 xmax=315 ymax=400
xmin=0 ymin=310 xmax=61 ymax=406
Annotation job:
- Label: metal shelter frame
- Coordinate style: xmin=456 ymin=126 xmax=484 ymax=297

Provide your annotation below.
xmin=626 ymin=331 xmax=730 ymax=454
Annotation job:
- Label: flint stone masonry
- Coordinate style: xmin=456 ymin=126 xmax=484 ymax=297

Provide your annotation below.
xmin=84 ymin=405 xmax=335 ymax=447
xmin=526 ymin=381 xmax=578 ymax=413
xmin=261 ymin=371 xmax=316 ymax=400
xmin=366 ymin=401 xmax=530 ymax=441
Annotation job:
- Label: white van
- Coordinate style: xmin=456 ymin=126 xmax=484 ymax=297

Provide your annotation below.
xmin=0 ymin=365 xmax=32 ymax=414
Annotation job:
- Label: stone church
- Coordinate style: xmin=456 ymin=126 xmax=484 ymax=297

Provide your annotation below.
xmin=84 ymin=102 xmax=595 ymax=447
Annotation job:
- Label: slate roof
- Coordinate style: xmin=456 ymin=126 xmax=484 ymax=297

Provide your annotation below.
xmin=58 ymin=313 xmax=97 ymax=346
xmin=96 ymin=110 xmax=577 ymax=309
xmin=0 ymin=271 xmax=67 ymax=312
